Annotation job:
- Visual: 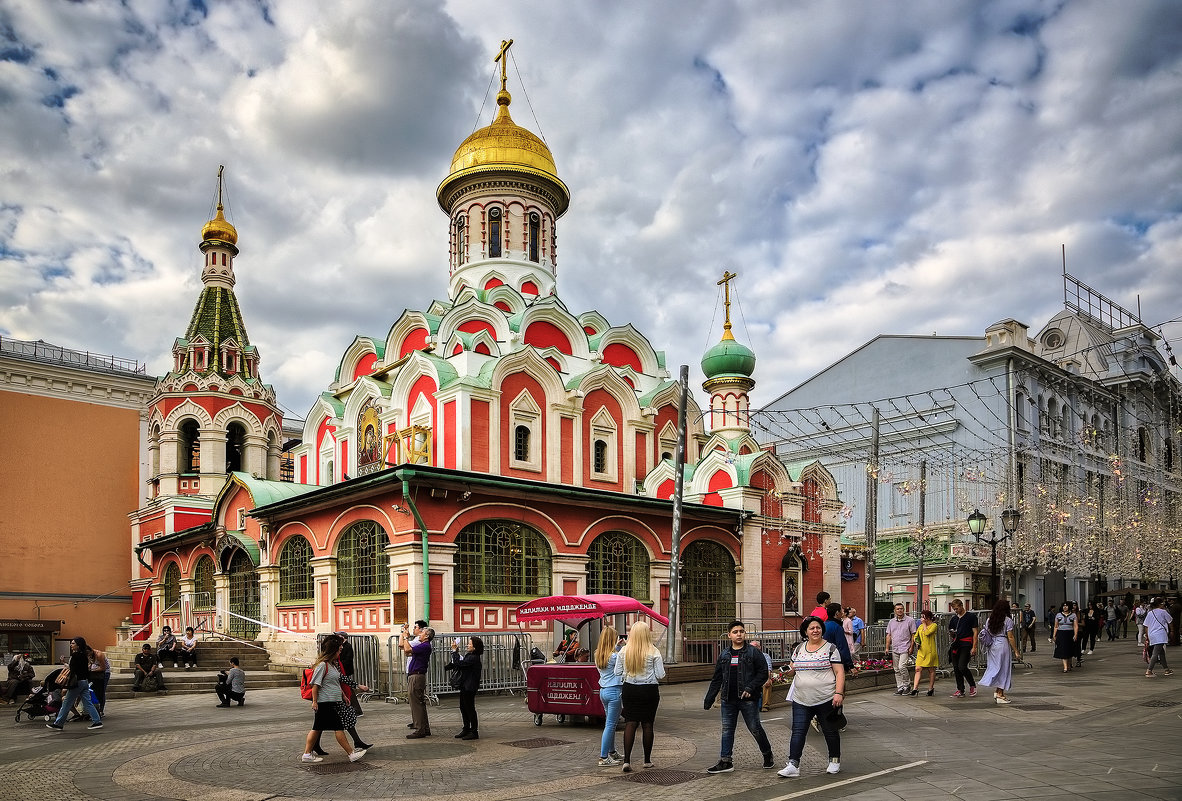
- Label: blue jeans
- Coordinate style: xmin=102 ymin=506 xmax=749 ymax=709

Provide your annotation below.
xmin=599 ymin=684 xmax=622 ymax=757
xmin=719 ymin=698 xmax=772 ymax=760
xmin=789 ymin=701 xmax=840 ymax=762
xmin=53 ymin=678 xmax=100 ymax=726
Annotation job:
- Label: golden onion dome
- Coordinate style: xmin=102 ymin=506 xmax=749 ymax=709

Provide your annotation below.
xmin=437 ymin=89 xmax=570 ymax=215
xmin=201 ymin=205 xmax=238 ymax=246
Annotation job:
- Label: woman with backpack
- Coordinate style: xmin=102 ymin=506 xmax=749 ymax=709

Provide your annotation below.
xmin=777 ymin=615 xmax=844 ymax=778
xmin=302 ymin=635 xmax=369 ymax=763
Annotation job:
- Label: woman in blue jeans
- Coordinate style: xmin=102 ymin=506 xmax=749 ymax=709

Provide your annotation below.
xmin=594 ymin=624 xmax=625 ymax=766
xmin=778 ymin=616 xmax=844 ymax=777
xmin=47 ymin=637 xmax=102 ymax=731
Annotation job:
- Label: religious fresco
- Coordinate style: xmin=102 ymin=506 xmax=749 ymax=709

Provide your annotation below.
xmin=356 ymin=399 xmax=382 ymax=474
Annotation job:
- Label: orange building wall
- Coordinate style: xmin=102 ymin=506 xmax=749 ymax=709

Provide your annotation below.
xmin=0 ymin=390 xmax=142 ymax=643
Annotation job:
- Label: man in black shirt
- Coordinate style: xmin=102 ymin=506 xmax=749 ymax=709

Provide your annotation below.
xmin=132 ymin=644 xmax=167 ymax=693
xmin=703 ymin=621 xmax=774 ymax=774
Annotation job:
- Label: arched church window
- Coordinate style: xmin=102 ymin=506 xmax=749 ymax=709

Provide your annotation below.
xmin=488 ymin=207 xmax=502 ymax=258
xmin=593 ymin=439 xmax=608 ymax=474
xmin=454 ymin=520 xmax=551 ymax=597
xmin=193 ymin=556 xmax=215 ymax=609
xmin=163 ymin=562 xmax=181 ymax=609
xmin=514 ymin=425 xmax=531 ymax=463
xmin=226 ymin=422 xmax=246 ymax=473
xmin=278 ymin=535 xmax=314 ymax=602
xmin=528 ymin=212 xmax=540 ymax=262
xmin=180 ymin=420 xmax=200 ymax=473
xmin=587 ymin=531 xmax=649 ymax=600
xmin=336 ymin=521 xmax=389 ymax=598
xmin=456 ymin=215 xmax=468 ymax=262
xmin=680 ymin=540 xmax=736 ymax=624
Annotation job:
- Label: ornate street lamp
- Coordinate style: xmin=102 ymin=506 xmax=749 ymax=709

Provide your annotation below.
xmin=967 ymin=508 xmax=1020 ymax=607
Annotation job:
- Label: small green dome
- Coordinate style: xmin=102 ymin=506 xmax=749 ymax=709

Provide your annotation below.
xmin=701 ymin=336 xmax=756 ymax=379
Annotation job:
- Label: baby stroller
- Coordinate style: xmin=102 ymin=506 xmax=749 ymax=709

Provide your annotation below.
xmin=15 ymin=668 xmax=62 ymax=723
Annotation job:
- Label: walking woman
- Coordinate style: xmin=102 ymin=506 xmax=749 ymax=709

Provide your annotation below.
xmin=613 ymin=621 xmax=666 ymax=773
xmin=594 ymin=624 xmax=625 ymax=766
xmin=47 ymin=637 xmax=102 ymax=731
xmin=1052 ymin=602 xmax=1078 ymax=672
xmin=444 ymin=636 xmax=484 ymax=740
xmin=87 ymin=644 xmax=111 ymax=718
xmin=1145 ymin=597 xmax=1174 ymax=677
xmin=978 ymin=600 xmax=1021 ymax=703
xmin=302 ymin=635 xmax=369 ymax=763
xmin=777 ymin=616 xmax=844 ymax=777
xmin=909 ymin=610 xmax=939 ymax=696
xmin=1082 ymin=602 xmax=1100 ymax=654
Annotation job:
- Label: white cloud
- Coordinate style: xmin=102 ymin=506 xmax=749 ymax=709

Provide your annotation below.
xmin=1 ymin=0 xmax=1180 ymax=420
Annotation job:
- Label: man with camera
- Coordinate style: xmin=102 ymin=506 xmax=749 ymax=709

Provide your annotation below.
xmin=399 ymin=620 xmax=434 ymax=738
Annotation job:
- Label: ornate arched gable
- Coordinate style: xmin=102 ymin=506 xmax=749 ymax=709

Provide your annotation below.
xmin=385 ymin=310 xmax=440 ymax=362
xmin=641 ymin=459 xmax=679 ymax=497
xmin=388 ymin=352 xmax=456 ymax=423
xmin=699 ymin=431 xmax=761 ymax=459
xmin=485 ymin=284 xmax=527 ymax=315
xmin=442 ymin=327 xmax=500 ymax=358
xmin=595 ymin=323 xmax=662 ymax=376
xmin=437 ymin=296 xmax=512 ymax=346
xmin=340 ymin=376 xmax=393 ymax=429
xmin=797 ymin=460 xmax=839 ymax=501
xmin=334 ymin=336 xmax=386 ymax=384
xmin=744 ymin=451 xmax=792 ymax=491
xmin=301 ymin=393 xmax=345 ymax=444
xmin=518 ymin=299 xmax=589 ymax=359
xmin=570 ymin=366 xmax=644 ymax=421
xmin=489 ymin=346 xmax=570 ymax=403
xmin=212 ymin=401 xmax=268 ymax=431
xmin=163 ymin=397 xmax=213 ymax=429
xmin=578 ymin=310 xmax=610 ymax=338
xmin=690 ymin=448 xmax=738 ymax=497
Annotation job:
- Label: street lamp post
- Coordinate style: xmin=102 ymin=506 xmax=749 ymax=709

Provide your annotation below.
xmin=966 ymin=508 xmax=1021 ymax=606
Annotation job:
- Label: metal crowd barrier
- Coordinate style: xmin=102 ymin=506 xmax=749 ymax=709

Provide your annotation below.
xmin=314 ymin=633 xmax=383 ymax=699
xmin=385 ymin=632 xmax=535 ymax=705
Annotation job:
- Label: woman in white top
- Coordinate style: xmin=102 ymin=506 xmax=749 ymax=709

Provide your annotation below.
xmin=613 ymin=621 xmax=666 ymax=773
xmin=1051 ymin=602 xmax=1078 ymax=673
xmin=778 ymin=615 xmax=844 ymax=778
xmin=1145 ymin=597 xmax=1173 ymax=677
xmin=179 ymin=627 xmax=199 ymax=669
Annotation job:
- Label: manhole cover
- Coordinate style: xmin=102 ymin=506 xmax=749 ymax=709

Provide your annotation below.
xmin=304 ymin=761 xmax=378 ymax=774
xmin=501 ymin=737 xmax=575 ymax=749
xmin=1014 ymin=704 xmax=1065 ymax=711
xmin=1141 ymin=700 xmax=1182 ymax=708
xmin=613 ymin=768 xmax=705 ymax=786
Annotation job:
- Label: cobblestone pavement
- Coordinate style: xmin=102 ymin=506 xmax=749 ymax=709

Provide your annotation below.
xmin=2 ymin=639 xmax=1180 ymax=801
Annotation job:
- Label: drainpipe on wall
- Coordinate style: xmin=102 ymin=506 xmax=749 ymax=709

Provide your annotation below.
xmin=401 ymin=477 xmax=431 ymax=622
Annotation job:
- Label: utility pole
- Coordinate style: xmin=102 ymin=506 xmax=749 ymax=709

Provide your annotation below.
xmin=665 ymin=364 xmax=689 ymax=664
xmin=865 ymin=407 xmax=879 ymax=619
xmin=915 ymin=460 xmax=926 ymax=613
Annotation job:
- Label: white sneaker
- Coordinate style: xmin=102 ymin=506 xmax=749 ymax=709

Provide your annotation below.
xmin=301 ymin=754 xmax=323 ymax=763
xmin=827 ymin=761 xmax=841 ymax=774
xmin=1087 ymin=650 xmax=1093 ymax=655
xmin=778 ymin=762 xmax=800 ymax=778
xmin=348 ymin=748 xmax=367 ymax=762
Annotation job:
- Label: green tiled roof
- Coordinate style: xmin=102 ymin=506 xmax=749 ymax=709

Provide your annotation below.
xmin=181 ymin=286 xmax=250 ymax=376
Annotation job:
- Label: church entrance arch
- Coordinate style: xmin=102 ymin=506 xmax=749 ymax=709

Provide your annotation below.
xmin=225 ymin=549 xmax=260 ymax=639
xmin=680 ymin=540 xmax=736 ymax=624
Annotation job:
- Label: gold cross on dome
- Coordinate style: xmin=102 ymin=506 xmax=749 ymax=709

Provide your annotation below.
xmin=717 ymin=270 xmax=737 ymax=339
xmin=495 ymin=39 xmax=514 ymax=92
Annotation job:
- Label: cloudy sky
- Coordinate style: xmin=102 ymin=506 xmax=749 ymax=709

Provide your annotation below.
xmin=2 ymin=0 xmax=1181 ymax=421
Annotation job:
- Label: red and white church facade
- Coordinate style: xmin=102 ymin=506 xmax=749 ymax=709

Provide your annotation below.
xmin=130 ymin=52 xmax=849 ymax=661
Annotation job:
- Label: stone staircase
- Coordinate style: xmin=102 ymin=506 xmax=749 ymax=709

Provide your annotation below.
xmin=102 ymin=638 xmax=300 ymax=700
